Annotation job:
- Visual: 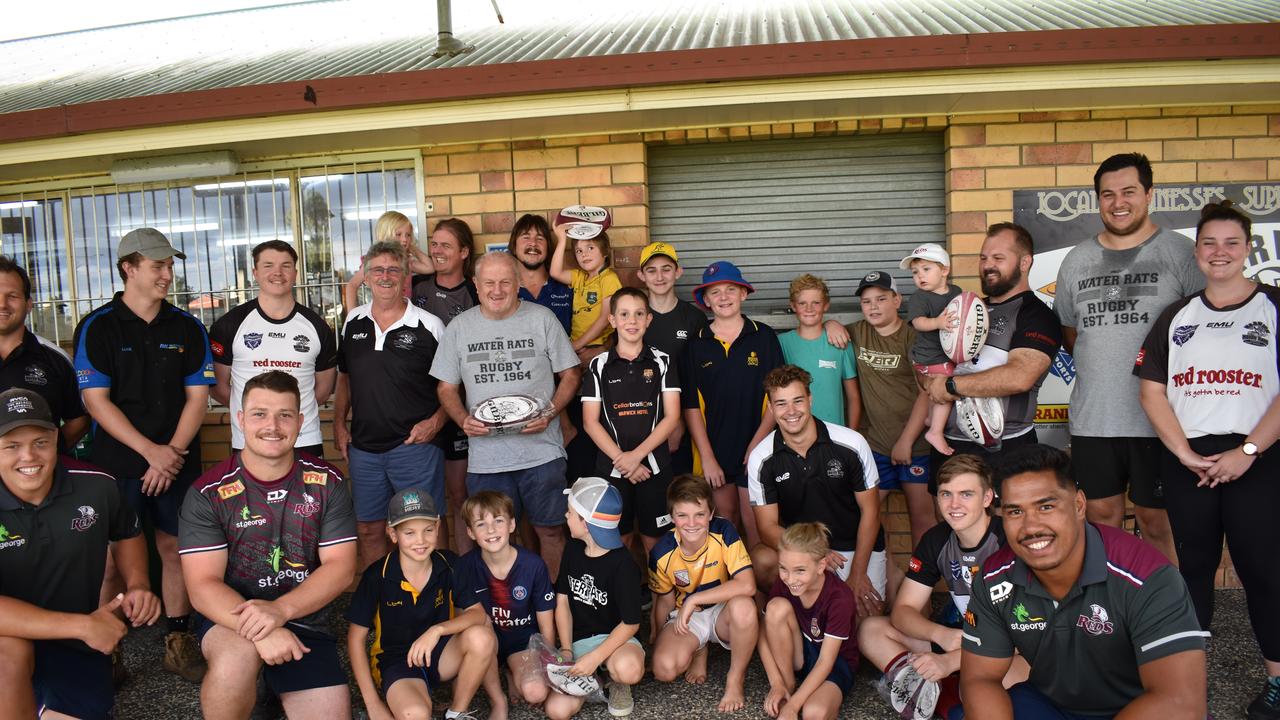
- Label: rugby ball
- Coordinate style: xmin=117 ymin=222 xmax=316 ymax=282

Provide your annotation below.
xmin=954 ymin=396 xmax=1004 ymax=448
xmin=938 ymin=291 xmax=989 ymax=365
xmin=555 ymin=205 xmax=612 ymax=240
xmin=470 ymin=394 xmax=548 ymax=436
xmin=545 ymin=663 xmax=602 ymax=697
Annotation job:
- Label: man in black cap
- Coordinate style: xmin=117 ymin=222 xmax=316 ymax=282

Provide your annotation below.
xmin=73 ymin=226 xmax=215 ymax=682
xmin=0 ymin=255 xmax=88 ymax=451
xmin=0 ymin=388 xmax=161 ymax=719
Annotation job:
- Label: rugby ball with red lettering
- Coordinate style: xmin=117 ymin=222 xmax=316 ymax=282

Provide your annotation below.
xmin=555 ymin=205 xmax=612 ymax=240
xmin=471 ymin=394 xmax=547 ymax=436
xmin=939 ymin=291 xmax=989 ymax=365
xmin=954 ymin=396 xmax=1004 ymax=448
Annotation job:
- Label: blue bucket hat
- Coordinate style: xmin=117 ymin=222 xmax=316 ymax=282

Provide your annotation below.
xmin=692 ymin=261 xmax=754 ymax=308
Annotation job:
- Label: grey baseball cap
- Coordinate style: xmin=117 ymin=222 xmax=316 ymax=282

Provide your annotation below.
xmin=0 ymin=389 xmax=57 ymax=438
xmin=387 ymin=487 xmax=440 ymax=527
xmin=117 ymin=228 xmax=186 ymax=260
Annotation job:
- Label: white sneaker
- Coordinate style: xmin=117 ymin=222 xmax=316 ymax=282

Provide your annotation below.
xmin=608 ymin=681 xmax=634 ymax=717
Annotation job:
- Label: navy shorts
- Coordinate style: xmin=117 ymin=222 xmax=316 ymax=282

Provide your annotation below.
xmin=34 ymin=640 xmax=113 ymax=720
xmin=196 ymin=618 xmax=346 ymax=694
xmin=376 ymin=636 xmax=449 ymax=694
xmin=799 ymin=638 xmax=854 ymax=697
xmin=466 ymin=458 xmax=568 ymax=527
xmin=950 ymin=682 xmax=1112 ymax=720
xmin=873 ymin=451 xmax=930 ymax=491
xmin=433 ymin=420 xmax=469 ymax=462
xmin=119 ymin=472 xmax=194 ymax=537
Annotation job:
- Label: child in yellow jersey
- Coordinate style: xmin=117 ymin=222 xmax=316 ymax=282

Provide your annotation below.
xmin=551 ymin=222 xmax=622 ymax=363
xmin=648 ymin=475 xmax=758 ymax=713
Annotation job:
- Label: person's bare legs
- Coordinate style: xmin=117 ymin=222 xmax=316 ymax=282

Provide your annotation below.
xmin=356 ymin=521 xmax=389 ymax=574
xmin=651 ymin=621 xmax=701 ymax=683
xmin=1133 ymin=506 xmax=1178 ymax=566
xmin=154 ymin=531 xmax=192 ymax=617
xmin=604 ymin=642 xmax=645 ymax=685
xmin=544 ymin=689 xmax=584 ymax=720
xmin=715 ymin=596 xmax=758 ymax=713
xmin=505 ymin=650 xmax=549 ymax=705
xmin=737 ymin=486 xmax=761 ymax=549
xmin=534 ymin=524 xmax=566 ymax=580
xmin=799 ymin=682 xmax=844 ymax=720
xmin=199 ymin=625 xmax=262 ymax=720
xmin=385 ymin=678 xmax=432 ymax=720
xmin=902 ymin=484 xmax=938 ymax=547
xmin=434 ymin=624 xmax=502 ymax=717
xmin=713 ymin=484 xmax=739 ymax=536
xmin=750 ymin=543 xmax=779 ymax=595
xmin=764 ymin=597 xmax=802 ymax=691
xmin=280 ymin=685 xmax=350 ymax=719
xmin=445 ymin=459 xmax=473 ymax=554
xmin=0 ymin=637 xmax=36 ymax=720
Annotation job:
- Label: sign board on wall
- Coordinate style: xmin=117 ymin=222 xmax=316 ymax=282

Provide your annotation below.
xmin=1013 ymin=182 xmax=1280 ymax=447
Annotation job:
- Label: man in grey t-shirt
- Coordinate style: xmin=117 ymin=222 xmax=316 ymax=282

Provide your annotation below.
xmin=1053 ymin=153 xmax=1203 ymax=564
xmin=430 ymin=251 xmax=581 ymax=577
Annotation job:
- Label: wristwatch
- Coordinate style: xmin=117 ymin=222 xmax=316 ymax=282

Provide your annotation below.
xmin=1242 ymin=441 xmax=1259 ymax=457
xmin=945 ymin=377 xmax=961 ymax=397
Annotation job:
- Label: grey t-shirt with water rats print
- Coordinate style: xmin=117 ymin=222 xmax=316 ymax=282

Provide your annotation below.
xmin=1054 ymin=227 xmax=1203 ymax=437
xmin=905 ymin=283 xmax=962 ymax=366
xmin=430 ymin=301 xmax=579 ymax=473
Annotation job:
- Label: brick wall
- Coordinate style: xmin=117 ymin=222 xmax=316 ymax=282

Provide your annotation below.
xmin=196 ymin=103 xmax=1277 ymax=584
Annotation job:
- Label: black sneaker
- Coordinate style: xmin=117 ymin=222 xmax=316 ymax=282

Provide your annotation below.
xmin=1248 ymin=679 xmax=1280 ymax=720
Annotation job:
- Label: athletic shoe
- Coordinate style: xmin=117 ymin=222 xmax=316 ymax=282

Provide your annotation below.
xmin=111 ymin=647 xmax=128 ymax=688
xmin=163 ymin=632 xmax=207 ymax=683
xmin=1247 ymin=678 xmax=1280 ymax=720
xmin=885 ymin=656 xmax=939 ymax=720
xmin=608 ymin=681 xmax=634 ymax=717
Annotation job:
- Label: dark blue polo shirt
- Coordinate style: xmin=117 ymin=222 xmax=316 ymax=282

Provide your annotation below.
xmin=347 ymin=549 xmax=457 ymax=672
xmin=519 ymin=279 xmax=572 ymax=335
xmin=679 ymin=316 xmax=784 ymax=478
xmin=72 ymin=293 xmax=214 ymax=480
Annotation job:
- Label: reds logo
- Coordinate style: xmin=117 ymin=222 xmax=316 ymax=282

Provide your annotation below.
xmin=1076 ymin=603 xmax=1115 ymax=636
xmin=71 ymin=505 xmax=98 ymax=532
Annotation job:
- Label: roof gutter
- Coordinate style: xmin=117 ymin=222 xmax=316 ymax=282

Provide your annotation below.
xmin=0 ymin=23 xmax=1275 ymax=145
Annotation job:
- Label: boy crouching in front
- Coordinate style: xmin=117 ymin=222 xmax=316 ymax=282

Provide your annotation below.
xmin=346 ymin=488 xmax=504 ymax=720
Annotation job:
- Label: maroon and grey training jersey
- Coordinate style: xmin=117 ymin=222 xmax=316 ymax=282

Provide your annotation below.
xmin=178 ymin=453 xmax=356 ymax=627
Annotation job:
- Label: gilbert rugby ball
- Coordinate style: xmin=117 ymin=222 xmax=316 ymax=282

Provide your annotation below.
xmin=954 ymin=396 xmax=1004 ymax=448
xmin=471 ymin=394 xmax=547 ymax=435
xmin=939 ymin=291 xmax=989 ymax=365
xmin=555 ymin=205 xmax=612 ymax=240
xmin=545 ymin=663 xmax=601 ymax=697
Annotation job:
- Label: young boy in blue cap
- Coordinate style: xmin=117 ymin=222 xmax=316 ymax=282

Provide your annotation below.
xmin=681 ymin=261 xmax=784 ymax=549
xmin=549 ymin=477 xmax=645 ymax=719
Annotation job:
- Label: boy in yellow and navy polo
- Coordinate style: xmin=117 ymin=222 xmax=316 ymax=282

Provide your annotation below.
xmin=649 ymin=475 xmax=758 ymax=713
xmin=346 ymin=488 xmax=503 ymax=720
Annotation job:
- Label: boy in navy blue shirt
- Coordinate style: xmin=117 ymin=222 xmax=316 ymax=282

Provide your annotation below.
xmin=453 ymin=491 xmax=557 ymax=708
xmin=347 ymin=489 xmax=503 ymax=720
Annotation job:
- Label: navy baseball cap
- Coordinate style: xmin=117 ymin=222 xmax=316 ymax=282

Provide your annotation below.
xmin=693 ymin=261 xmax=754 ymax=308
xmin=855 ymin=270 xmax=899 ymax=296
xmin=387 ymin=487 xmax=440 ymax=527
xmin=564 ymin=477 xmax=624 ymax=550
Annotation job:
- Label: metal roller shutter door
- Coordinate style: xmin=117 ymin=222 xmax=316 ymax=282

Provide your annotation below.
xmin=649 ymin=133 xmax=945 ymax=316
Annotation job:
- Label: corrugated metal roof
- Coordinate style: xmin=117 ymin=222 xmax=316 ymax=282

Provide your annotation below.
xmin=1 ymin=0 xmax=1276 ymax=115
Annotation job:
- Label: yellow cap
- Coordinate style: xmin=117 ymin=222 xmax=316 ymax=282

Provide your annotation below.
xmin=639 ymin=241 xmax=678 ymax=267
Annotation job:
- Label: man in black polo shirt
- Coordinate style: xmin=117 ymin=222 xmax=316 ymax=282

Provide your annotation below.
xmin=73 ymin=227 xmax=214 ymax=682
xmin=0 ymin=388 xmax=161 ymax=719
xmin=962 ymin=444 xmax=1208 ymax=719
xmin=333 ymin=240 xmax=446 ymax=573
xmin=0 ymin=256 xmax=88 ymax=451
xmin=180 ymin=371 xmax=357 ymax=720
xmin=746 ymin=364 xmax=885 ymax=618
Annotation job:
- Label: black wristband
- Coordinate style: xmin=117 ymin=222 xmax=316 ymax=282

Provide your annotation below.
xmin=945 ymin=377 xmax=960 ymax=397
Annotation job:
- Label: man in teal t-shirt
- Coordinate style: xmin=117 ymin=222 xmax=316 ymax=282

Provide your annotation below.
xmin=778 ymin=274 xmax=860 ymax=427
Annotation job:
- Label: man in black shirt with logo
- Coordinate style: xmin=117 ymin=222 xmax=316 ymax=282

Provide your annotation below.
xmin=962 ymin=444 xmax=1207 ymax=719
xmin=0 ymin=388 xmax=160 ymax=719
xmin=180 ymin=371 xmax=356 ymax=720
xmin=73 ymin=227 xmax=215 ymax=682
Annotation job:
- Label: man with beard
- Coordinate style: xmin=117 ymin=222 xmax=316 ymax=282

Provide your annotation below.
xmin=1052 ymin=154 xmax=1199 ymax=564
xmin=923 ymin=224 xmax=1062 ymax=494
xmin=961 ymin=444 xmax=1207 ymax=719
xmin=0 ymin=256 xmax=88 ymax=451
xmin=508 ymin=214 xmax=572 ymax=335
xmin=180 ymin=371 xmax=357 ymax=720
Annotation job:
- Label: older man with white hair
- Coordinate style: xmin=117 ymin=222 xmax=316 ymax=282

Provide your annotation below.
xmin=431 ymin=251 xmax=581 ymax=577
